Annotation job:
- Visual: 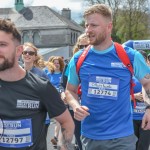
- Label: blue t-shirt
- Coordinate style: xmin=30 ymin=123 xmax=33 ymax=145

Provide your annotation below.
xmin=43 ymin=68 xmax=62 ymax=124
xmin=67 ymin=43 xmax=150 ymax=140
xmin=44 ymin=69 xmax=62 ymax=91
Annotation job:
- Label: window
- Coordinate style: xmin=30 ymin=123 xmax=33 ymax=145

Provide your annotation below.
xmin=23 ymin=32 xmax=30 ymax=43
xmin=33 ymin=31 xmax=40 ymax=45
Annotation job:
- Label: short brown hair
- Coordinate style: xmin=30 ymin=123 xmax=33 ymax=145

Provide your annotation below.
xmin=83 ymin=4 xmax=112 ymax=21
xmin=0 ymin=18 xmax=21 ymax=43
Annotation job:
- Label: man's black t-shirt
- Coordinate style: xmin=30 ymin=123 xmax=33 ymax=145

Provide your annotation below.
xmin=0 ymin=72 xmax=66 ymax=150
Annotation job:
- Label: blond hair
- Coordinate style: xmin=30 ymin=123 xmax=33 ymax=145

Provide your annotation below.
xmin=45 ymin=61 xmax=55 ymax=73
xmin=73 ymin=33 xmax=88 ymax=55
xmin=34 ymin=55 xmax=46 ymax=69
xmin=83 ymin=4 xmax=112 ymax=21
xmin=23 ymin=42 xmax=38 ymax=55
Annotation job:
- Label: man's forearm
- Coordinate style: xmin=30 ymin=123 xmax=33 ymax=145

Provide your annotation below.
xmin=141 ymin=74 xmax=150 ymax=105
xmin=55 ymin=109 xmax=75 ymax=150
xmin=65 ymin=90 xmax=80 ymax=110
xmin=144 ymin=89 xmax=150 ymax=105
xmin=57 ymin=113 xmax=74 ymax=149
xmin=145 ymin=89 xmax=150 ymax=99
xmin=60 ymin=124 xmax=74 ymax=149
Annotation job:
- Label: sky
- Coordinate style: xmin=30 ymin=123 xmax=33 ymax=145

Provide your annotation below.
xmin=0 ymin=0 xmax=87 ymax=23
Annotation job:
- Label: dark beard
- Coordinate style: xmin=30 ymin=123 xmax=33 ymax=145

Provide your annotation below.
xmin=88 ymin=30 xmax=106 ymax=46
xmin=0 ymin=57 xmax=15 ymax=71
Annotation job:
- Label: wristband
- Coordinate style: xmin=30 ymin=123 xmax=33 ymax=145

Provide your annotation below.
xmin=146 ymin=105 xmax=150 ymax=110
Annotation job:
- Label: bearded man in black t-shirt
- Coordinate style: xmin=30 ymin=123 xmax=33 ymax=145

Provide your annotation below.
xmin=0 ymin=19 xmax=74 ymax=150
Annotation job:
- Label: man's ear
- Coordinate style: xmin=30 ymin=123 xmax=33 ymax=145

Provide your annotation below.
xmin=16 ymin=45 xmax=23 ymax=56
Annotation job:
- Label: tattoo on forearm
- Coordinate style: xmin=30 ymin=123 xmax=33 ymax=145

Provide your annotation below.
xmin=144 ymin=74 xmax=150 ymax=79
xmin=146 ymin=89 xmax=150 ymax=99
xmin=61 ymin=127 xmax=74 ymax=150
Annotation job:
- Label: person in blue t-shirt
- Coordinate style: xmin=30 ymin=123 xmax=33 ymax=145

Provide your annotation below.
xmin=132 ymin=76 xmax=150 ymax=150
xmin=44 ymin=56 xmax=65 ymax=149
xmin=131 ymin=51 xmax=150 ymax=150
xmin=44 ymin=56 xmax=64 ymax=91
xmin=65 ymin=4 xmax=150 ymax=150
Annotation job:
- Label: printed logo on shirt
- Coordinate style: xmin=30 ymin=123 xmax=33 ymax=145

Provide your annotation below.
xmin=96 ymin=76 xmax=112 ymax=83
xmin=16 ymin=100 xmax=40 ymax=109
xmin=111 ymin=62 xmax=125 ymax=68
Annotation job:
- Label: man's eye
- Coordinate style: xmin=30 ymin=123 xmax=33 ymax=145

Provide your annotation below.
xmin=91 ymin=24 xmax=97 ymax=27
xmin=0 ymin=43 xmax=6 ymax=46
xmin=85 ymin=24 xmax=88 ymax=28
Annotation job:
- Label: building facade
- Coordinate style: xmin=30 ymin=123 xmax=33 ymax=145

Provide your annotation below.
xmin=0 ymin=0 xmax=84 ymax=59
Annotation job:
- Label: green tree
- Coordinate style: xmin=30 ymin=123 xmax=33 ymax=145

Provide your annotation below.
xmin=117 ymin=0 xmax=150 ymax=42
xmin=82 ymin=0 xmax=150 ymax=43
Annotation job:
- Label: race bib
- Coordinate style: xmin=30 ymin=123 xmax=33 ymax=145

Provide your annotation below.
xmin=87 ymin=76 xmax=119 ymax=100
xmin=0 ymin=119 xmax=33 ymax=148
xmin=133 ymin=102 xmax=146 ymax=114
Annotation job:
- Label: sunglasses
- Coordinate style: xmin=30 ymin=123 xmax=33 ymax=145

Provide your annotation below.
xmin=79 ymin=45 xmax=88 ymax=49
xmin=22 ymin=51 xmax=36 ymax=56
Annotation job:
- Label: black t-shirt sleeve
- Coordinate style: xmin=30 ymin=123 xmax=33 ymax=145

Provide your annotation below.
xmin=41 ymin=80 xmax=67 ymax=118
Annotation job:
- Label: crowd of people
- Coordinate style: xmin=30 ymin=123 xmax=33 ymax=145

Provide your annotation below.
xmin=0 ymin=3 xmax=150 ymax=150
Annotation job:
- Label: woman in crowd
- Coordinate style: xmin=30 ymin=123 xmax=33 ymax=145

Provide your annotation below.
xmin=131 ymin=50 xmax=150 ymax=150
xmin=22 ymin=42 xmax=50 ymax=142
xmin=44 ymin=56 xmax=65 ymax=149
xmin=22 ymin=42 xmax=48 ymax=79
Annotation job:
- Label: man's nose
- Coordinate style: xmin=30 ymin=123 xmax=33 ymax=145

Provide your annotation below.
xmin=86 ymin=26 xmax=92 ymax=33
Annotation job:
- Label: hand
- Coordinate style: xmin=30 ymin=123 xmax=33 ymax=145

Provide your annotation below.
xmin=142 ymin=109 xmax=150 ymax=130
xmin=61 ymin=92 xmax=67 ymax=104
xmin=134 ymin=92 xmax=143 ymax=101
xmin=73 ymin=105 xmax=90 ymax=121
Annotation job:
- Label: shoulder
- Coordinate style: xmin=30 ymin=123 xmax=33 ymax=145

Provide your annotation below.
xmin=74 ymin=49 xmax=84 ymax=57
xmin=26 ymin=71 xmax=49 ymax=87
xmin=31 ymin=67 xmax=44 ymax=74
xmin=123 ymin=45 xmax=138 ymax=62
xmin=125 ymin=46 xmax=144 ymax=63
xmin=123 ymin=45 xmax=137 ymax=55
xmin=31 ymin=67 xmax=49 ymax=79
xmin=70 ymin=49 xmax=84 ymax=64
xmin=26 ymin=71 xmax=56 ymax=96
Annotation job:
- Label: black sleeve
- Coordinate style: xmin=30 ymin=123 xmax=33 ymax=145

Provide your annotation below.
xmin=41 ymin=80 xmax=67 ymax=118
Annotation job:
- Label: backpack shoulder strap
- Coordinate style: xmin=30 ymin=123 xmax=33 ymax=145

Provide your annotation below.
xmin=76 ymin=45 xmax=91 ymax=74
xmin=114 ymin=42 xmax=136 ymax=108
xmin=114 ymin=42 xmax=133 ymax=75
xmin=76 ymin=46 xmax=91 ymax=95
